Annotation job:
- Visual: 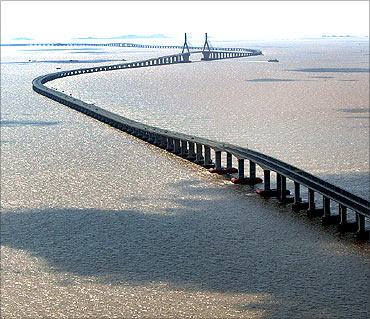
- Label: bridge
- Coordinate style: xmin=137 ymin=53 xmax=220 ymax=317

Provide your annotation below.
xmin=32 ymin=34 xmax=369 ymax=240
xmin=2 ymin=33 xmax=262 ymax=57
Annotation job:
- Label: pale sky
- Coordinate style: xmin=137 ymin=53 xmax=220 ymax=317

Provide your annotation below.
xmin=1 ymin=1 xmax=369 ymax=42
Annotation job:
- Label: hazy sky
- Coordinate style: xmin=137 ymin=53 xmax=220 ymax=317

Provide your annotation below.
xmin=1 ymin=1 xmax=369 ymax=42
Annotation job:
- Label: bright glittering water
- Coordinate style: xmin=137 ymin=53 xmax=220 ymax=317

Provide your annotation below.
xmin=1 ymin=39 xmax=369 ymax=318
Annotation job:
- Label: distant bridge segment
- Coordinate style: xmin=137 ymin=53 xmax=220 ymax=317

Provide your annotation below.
xmin=2 ymin=40 xmax=263 ymax=55
xmin=31 ymin=38 xmax=369 ymax=240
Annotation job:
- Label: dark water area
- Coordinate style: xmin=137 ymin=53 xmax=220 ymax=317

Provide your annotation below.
xmin=246 ymin=78 xmax=302 ymax=82
xmin=289 ymin=67 xmax=369 ymax=73
xmin=1 ymin=120 xmax=62 ymax=127
xmin=2 ymin=201 xmax=370 ymax=317
xmin=337 ymin=108 xmax=369 ymax=113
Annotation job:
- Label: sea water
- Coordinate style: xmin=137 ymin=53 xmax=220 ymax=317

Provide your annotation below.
xmin=1 ymin=38 xmax=369 ymax=318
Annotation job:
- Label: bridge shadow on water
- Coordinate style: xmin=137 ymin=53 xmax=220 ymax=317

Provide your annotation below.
xmin=2 ymin=179 xmax=370 ymax=316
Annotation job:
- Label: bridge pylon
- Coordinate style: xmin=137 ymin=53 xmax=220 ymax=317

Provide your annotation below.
xmin=202 ymin=32 xmax=211 ymax=60
xmin=182 ymin=33 xmax=190 ymax=54
xmin=202 ymin=32 xmax=211 ymax=52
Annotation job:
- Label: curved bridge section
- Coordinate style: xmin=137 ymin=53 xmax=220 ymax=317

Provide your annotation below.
xmin=32 ymin=47 xmax=369 ymax=240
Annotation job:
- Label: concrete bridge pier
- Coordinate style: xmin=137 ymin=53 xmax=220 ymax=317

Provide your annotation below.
xmin=276 ymin=173 xmax=282 ymax=196
xmin=209 ymin=151 xmax=237 ymax=174
xmin=249 ymin=161 xmax=256 ymax=179
xmin=226 ymin=152 xmax=233 ymax=169
xmin=180 ymin=140 xmax=188 ymax=157
xmin=356 ymin=213 xmax=370 ymax=240
xmin=264 ymin=170 xmax=271 ymax=190
xmin=257 ymin=171 xmax=284 ymax=196
xmin=231 ymin=159 xmax=262 ymax=184
xmin=256 ymin=170 xmax=273 ymax=195
xmin=237 ymin=159 xmax=245 ymax=179
xmin=159 ymin=136 xmax=167 ymax=149
xmin=141 ymin=131 xmax=150 ymax=141
xmin=321 ymin=196 xmax=340 ymax=225
xmin=182 ymin=53 xmax=190 ymax=62
xmin=147 ymin=133 xmax=156 ymax=144
xmin=173 ymin=139 xmax=181 ymax=154
xmin=277 ymin=173 xmax=290 ymax=199
xmin=134 ymin=128 xmax=143 ymax=139
xmin=187 ymin=142 xmax=196 ymax=161
xmin=141 ymin=130 xmax=149 ymax=140
xmin=203 ymin=146 xmax=214 ymax=168
xmin=279 ymin=175 xmax=287 ymax=202
xmin=307 ymin=189 xmax=324 ymax=218
xmin=126 ymin=126 xmax=134 ymax=134
xmin=166 ymin=137 xmax=174 ymax=152
xmin=153 ymin=134 xmax=162 ymax=146
xmin=202 ymin=51 xmax=210 ymax=61
xmin=337 ymin=204 xmax=357 ymax=232
xmin=215 ymin=151 xmax=222 ymax=169
xmin=292 ymin=182 xmax=309 ymax=211
xmin=195 ymin=143 xmax=204 ymax=164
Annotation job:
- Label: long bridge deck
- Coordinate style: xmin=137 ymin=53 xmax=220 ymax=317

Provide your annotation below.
xmin=31 ymin=42 xmax=369 ymax=240
xmin=2 ymin=41 xmax=262 ymax=54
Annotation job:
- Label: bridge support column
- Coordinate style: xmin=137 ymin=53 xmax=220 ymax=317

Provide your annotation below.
xmin=159 ymin=136 xmax=167 ymax=148
xmin=276 ymin=173 xmax=281 ymax=194
xmin=183 ymin=53 xmax=190 ymax=62
xmin=258 ymin=171 xmax=282 ymax=196
xmin=277 ymin=174 xmax=292 ymax=202
xmin=249 ymin=161 xmax=256 ymax=179
xmin=203 ymin=146 xmax=214 ymax=168
xmin=147 ymin=133 xmax=155 ymax=144
xmin=307 ymin=189 xmax=323 ymax=217
xmin=210 ymin=151 xmax=238 ymax=174
xmin=141 ymin=131 xmax=149 ymax=141
xmin=134 ymin=129 xmax=144 ymax=139
xmin=226 ymin=152 xmax=233 ymax=169
xmin=202 ymin=51 xmax=210 ymax=61
xmin=187 ymin=142 xmax=196 ymax=161
xmin=195 ymin=143 xmax=204 ymax=164
xmin=232 ymin=158 xmax=262 ymax=184
xmin=338 ymin=204 xmax=357 ymax=232
xmin=126 ymin=126 xmax=133 ymax=134
xmin=339 ymin=204 xmax=347 ymax=226
xmin=238 ymin=159 xmax=244 ymax=179
xmin=215 ymin=151 xmax=222 ymax=169
xmin=264 ymin=170 xmax=270 ymax=190
xmin=153 ymin=134 xmax=162 ymax=146
xmin=321 ymin=196 xmax=340 ymax=225
xmin=279 ymin=175 xmax=287 ymax=202
xmin=308 ymin=189 xmax=315 ymax=211
xmin=173 ymin=139 xmax=181 ymax=154
xmin=292 ymin=182 xmax=309 ymax=211
xmin=146 ymin=132 xmax=154 ymax=142
xmin=294 ymin=182 xmax=301 ymax=203
xmin=166 ymin=137 xmax=174 ymax=152
xmin=180 ymin=140 xmax=188 ymax=157
xmin=356 ymin=213 xmax=369 ymax=240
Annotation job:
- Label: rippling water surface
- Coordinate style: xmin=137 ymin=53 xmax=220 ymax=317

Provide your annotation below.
xmin=1 ymin=39 xmax=369 ymax=318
